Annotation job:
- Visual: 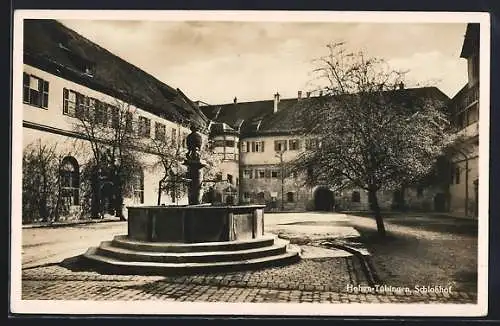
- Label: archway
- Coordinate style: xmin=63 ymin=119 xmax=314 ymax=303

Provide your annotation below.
xmin=313 ymin=186 xmax=334 ymax=211
xmin=60 ymin=156 xmax=80 ymax=206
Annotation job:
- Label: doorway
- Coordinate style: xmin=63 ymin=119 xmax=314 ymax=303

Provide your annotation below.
xmin=314 ymin=187 xmax=334 ymax=211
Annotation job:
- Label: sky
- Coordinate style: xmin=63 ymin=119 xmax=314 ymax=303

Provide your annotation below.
xmin=59 ymin=19 xmax=469 ymax=104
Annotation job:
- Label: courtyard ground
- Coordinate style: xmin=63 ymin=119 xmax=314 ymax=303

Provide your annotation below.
xmin=17 ymin=211 xmax=479 ymax=304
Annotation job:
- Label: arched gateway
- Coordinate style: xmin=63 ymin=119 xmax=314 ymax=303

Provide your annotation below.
xmin=313 ymin=186 xmax=334 ymax=211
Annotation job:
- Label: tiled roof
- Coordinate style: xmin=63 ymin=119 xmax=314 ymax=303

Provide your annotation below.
xmin=202 ymin=87 xmax=450 ymax=137
xmin=23 ymin=19 xmax=209 ymax=129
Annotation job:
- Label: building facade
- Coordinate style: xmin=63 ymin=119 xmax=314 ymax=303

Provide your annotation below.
xmin=447 ymin=23 xmax=480 ymax=218
xmin=21 ymin=19 xmax=473 ymax=223
xmin=202 ymin=88 xmax=451 ymax=213
xmin=21 ymin=19 xmax=211 ymax=222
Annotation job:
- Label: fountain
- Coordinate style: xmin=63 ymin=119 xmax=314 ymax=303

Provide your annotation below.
xmin=82 ymin=125 xmax=300 ymax=274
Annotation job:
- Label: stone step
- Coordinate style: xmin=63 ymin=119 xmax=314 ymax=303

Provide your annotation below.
xmin=95 ymin=239 xmax=288 ymax=264
xmin=111 ymin=234 xmax=277 ymax=253
xmin=81 ymin=246 xmax=300 ymax=275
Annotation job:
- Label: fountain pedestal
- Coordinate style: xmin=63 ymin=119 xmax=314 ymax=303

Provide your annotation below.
xmin=81 ymin=126 xmax=300 ymax=274
xmin=127 ymin=205 xmax=265 ymax=243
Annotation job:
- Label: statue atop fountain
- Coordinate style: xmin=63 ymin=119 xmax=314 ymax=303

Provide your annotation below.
xmin=82 ymin=122 xmax=299 ymax=274
xmin=184 ymin=124 xmax=206 ymax=205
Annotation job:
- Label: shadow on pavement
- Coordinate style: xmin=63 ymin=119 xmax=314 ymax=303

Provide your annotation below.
xmin=344 ymin=212 xmax=478 ymax=237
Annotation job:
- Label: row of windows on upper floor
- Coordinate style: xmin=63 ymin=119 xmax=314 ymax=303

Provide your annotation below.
xmin=23 ymin=73 xmax=191 ymax=147
xmin=242 ymin=167 xmax=298 ymax=180
xmin=240 ymin=138 xmax=320 ymax=153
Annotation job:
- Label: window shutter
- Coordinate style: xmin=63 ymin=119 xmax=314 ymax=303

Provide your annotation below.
xmin=284 ymin=141 xmax=288 ymax=151
xmin=261 ymin=141 xmax=265 ymax=152
xmin=23 ymin=73 xmax=29 ymax=86
xmin=265 ymin=169 xmax=271 ymax=178
xmin=63 ymin=88 xmax=68 ymax=113
xmin=23 ymin=73 xmax=30 ymax=103
xmin=251 ymin=141 xmax=256 ymax=152
xmin=274 ymin=140 xmax=279 ymax=151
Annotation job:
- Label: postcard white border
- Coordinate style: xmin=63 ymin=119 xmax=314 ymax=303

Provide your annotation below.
xmin=11 ymin=10 xmax=490 ymax=317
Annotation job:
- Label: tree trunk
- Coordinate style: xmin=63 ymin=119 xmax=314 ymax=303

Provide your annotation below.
xmin=368 ymin=187 xmax=386 ymax=236
xmin=157 ymin=179 xmax=163 ymax=206
xmin=114 ymin=179 xmax=125 ymax=220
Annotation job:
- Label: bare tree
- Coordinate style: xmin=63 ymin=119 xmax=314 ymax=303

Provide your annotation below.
xmin=292 ymin=42 xmax=452 ymax=236
xmin=146 ymin=130 xmax=186 ymax=205
xmin=71 ymin=94 xmax=141 ymax=220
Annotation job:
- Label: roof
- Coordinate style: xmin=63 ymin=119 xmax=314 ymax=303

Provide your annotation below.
xmin=460 ymin=23 xmax=480 ymax=59
xmin=202 ymin=87 xmax=450 ymax=137
xmin=209 ymin=122 xmax=239 ymax=136
xmin=23 ymin=19 xmax=209 ymax=129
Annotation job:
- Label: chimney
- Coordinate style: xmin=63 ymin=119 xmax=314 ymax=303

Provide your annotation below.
xmin=273 ymin=92 xmax=280 ymax=113
xmin=306 ymin=91 xmax=311 ymax=98
xmin=233 ymin=97 xmax=237 ymax=104
xmin=297 ymin=91 xmax=302 ymax=100
xmin=399 ymin=82 xmax=404 ymax=90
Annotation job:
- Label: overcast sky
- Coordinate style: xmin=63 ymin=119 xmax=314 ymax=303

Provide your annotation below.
xmin=60 ymin=19 xmax=468 ymax=104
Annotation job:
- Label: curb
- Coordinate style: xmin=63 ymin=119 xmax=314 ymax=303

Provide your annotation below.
xmin=321 ymin=241 xmax=381 ymax=287
xmin=22 ymin=218 xmax=125 ymax=229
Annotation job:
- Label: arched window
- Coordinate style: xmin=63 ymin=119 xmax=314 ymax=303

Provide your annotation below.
xmin=286 ymin=191 xmax=295 ymax=202
xmin=132 ymin=168 xmax=144 ymax=204
xmin=351 ymin=191 xmax=360 ymax=203
xmin=60 ymin=156 xmax=80 ymax=206
xmin=257 ymin=191 xmax=265 ymax=202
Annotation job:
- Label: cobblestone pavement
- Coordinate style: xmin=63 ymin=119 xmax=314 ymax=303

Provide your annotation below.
xmin=21 ymin=257 xmax=476 ymax=303
xmin=19 ymin=212 xmax=479 ymax=304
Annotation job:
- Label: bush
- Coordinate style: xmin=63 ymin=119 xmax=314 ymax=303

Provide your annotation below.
xmin=22 ymin=142 xmax=68 ymax=224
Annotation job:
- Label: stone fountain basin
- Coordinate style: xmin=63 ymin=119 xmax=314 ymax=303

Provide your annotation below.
xmin=127 ymin=205 xmax=266 ymax=244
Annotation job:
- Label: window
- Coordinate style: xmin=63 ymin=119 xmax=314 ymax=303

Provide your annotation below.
xmin=271 ymin=170 xmax=279 ymax=178
xmin=251 ymin=141 xmax=265 ymax=152
xmin=225 ymin=139 xmax=235 ymax=147
xmin=60 ymin=156 xmax=80 ymax=206
xmin=455 ymin=167 xmax=461 ymax=184
xmin=23 ymin=73 xmax=49 ymax=108
xmin=351 ymin=191 xmax=361 ymax=203
xmin=257 ymin=192 xmax=265 ymax=201
xmin=138 ymin=117 xmax=151 ymax=138
xmin=171 ymin=128 xmax=177 ymax=147
xmin=94 ymin=100 xmax=108 ymax=126
xmin=417 ymin=187 xmax=424 ymax=198
xmin=305 ymin=138 xmax=319 ymax=150
xmin=287 ymin=192 xmax=295 ymax=202
xmin=214 ymin=139 xmax=225 ymax=147
xmin=241 ymin=141 xmax=248 ymax=152
xmin=132 ymin=169 xmax=144 ymax=204
xmin=236 ymin=178 xmax=239 ymax=186
xmin=289 ymin=139 xmax=300 ymax=150
xmin=63 ymin=88 xmax=77 ymax=117
xmin=274 ymin=140 xmax=287 ymax=152
xmin=110 ymin=105 xmax=119 ymax=129
xmin=75 ymin=93 xmax=88 ymax=120
xmin=243 ymin=169 xmax=253 ymax=179
xmin=227 ymin=174 xmax=233 ymax=185
xmin=125 ymin=112 xmax=133 ymax=133
xmin=182 ymin=132 xmax=188 ymax=148
xmin=243 ymin=192 xmax=250 ymax=199
xmin=155 ymin=122 xmax=166 ymax=141
xmin=256 ymin=169 xmax=266 ymax=179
